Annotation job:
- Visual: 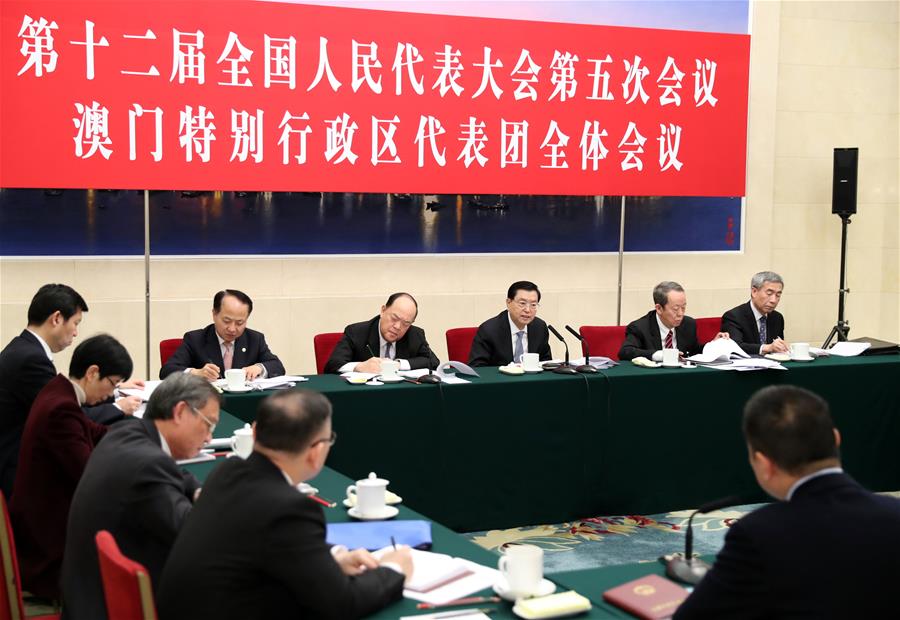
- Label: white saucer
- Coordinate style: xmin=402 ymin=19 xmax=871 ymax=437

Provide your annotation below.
xmin=493 ymin=577 xmax=556 ymax=602
xmin=222 ymin=385 xmax=252 ymax=393
xmin=347 ymin=505 xmax=399 ymax=520
xmin=343 ymin=493 xmax=402 ymax=508
xmin=499 ymin=366 xmax=525 ymax=376
xmin=379 ymin=375 xmax=404 ymax=383
xmin=790 ymin=356 xmax=815 ymax=362
xmin=523 ymin=368 xmax=543 ymax=374
xmin=765 ymin=353 xmax=791 ymax=362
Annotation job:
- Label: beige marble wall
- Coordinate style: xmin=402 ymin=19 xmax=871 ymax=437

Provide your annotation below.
xmin=1 ymin=0 xmax=897 ymax=378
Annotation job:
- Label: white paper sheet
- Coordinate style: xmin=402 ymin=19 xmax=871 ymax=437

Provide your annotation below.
xmin=374 ymin=548 xmax=499 ymax=605
xmin=118 ymin=379 xmax=162 ymax=401
xmin=826 ymin=341 xmax=871 ymax=357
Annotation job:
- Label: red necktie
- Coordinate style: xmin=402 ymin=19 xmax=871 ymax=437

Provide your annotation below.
xmin=664 ymin=330 xmax=674 ymax=349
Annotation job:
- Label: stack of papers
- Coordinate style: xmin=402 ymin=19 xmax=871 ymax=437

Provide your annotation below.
xmin=824 ymin=341 xmax=871 ymax=357
xmin=374 ymin=548 xmax=498 ymax=605
xmin=570 ymin=356 xmax=617 ymax=369
xmin=687 ymin=339 xmax=749 ymax=364
xmin=118 ymin=380 xmax=162 ymax=401
xmin=251 ymin=375 xmax=308 ymax=389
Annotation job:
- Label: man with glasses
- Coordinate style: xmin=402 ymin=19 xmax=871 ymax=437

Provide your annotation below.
xmin=469 ymin=281 xmax=552 ymax=367
xmin=157 ymin=389 xmax=412 ymax=619
xmin=11 ymin=334 xmax=133 ymax=601
xmin=325 ymin=292 xmax=439 ymax=374
xmin=61 ymin=374 xmax=222 ymax=620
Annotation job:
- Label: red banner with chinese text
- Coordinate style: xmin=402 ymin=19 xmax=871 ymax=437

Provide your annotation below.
xmin=0 ymin=1 xmax=749 ymax=196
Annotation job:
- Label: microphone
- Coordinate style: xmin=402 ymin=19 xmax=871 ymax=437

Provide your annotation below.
xmin=547 ymin=325 xmax=578 ymax=374
xmin=417 ymin=343 xmax=442 ymax=384
xmin=665 ymin=496 xmax=741 ymax=585
xmin=564 ymin=325 xmax=598 ymax=374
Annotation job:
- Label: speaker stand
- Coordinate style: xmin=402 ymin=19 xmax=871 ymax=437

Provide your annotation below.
xmin=823 ymin=214 xmax=851 ymax=348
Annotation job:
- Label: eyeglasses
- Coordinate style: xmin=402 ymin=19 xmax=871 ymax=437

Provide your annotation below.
xmin=103 ymin=376 xmax=119 ymax=390
xmin=310 ymin=430 xmax=337 ymax=448
xmin=191 ymin=406 xmax=217 ymax=434
xmin=512 ymin=300 xmax=540 ymax=310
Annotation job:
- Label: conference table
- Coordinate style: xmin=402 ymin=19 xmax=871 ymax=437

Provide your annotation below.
xmin=187 ymin=411 xmax=641 ymax=619
xmin=221 ymin=355 xmax=900 ymax=531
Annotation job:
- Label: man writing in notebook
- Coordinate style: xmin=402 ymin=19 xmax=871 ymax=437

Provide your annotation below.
xmin=157 ymin=389 xmax=411 ymax=619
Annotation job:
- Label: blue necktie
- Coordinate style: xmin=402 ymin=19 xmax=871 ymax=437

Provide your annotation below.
xmin=758 ymin=316 xmax=767 ymax=345
xmin=513 ymin=331 xmax=525 ymax=363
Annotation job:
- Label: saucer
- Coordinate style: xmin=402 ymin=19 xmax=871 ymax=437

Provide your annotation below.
xmin=348 ymin=505 xmax=399 ymax=520
xmin=499 ymin=365 xmax=525 ymax=376
xmin=494 ymin=577 xmax=556 ymax=602
xmin=379 ymin=375 xmax=404 ymax=383
xmin=523 ymin=367 xmax=543 ymax=374
xmin=222 ymin=385 xmax=252 ymax=393
xmin=765 ymin=353 xmax=791 ymax=362
xmin=790 ymin=355 xmax=815 ymax=362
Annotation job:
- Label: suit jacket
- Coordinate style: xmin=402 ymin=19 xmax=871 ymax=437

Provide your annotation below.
xmin=674 ymin=473 xmax=900 ymax=619
xmin=722 ymin=302 xmax=785 ymax=356
xmin=156 ymin=452 xmax=405 ymax=620
xmin=10 ymin=374 xmax=107 ymax=599
xmin=468 ymin=311 xmax=553 ymax=367
xmin=159 ymin=324 xmax=285 ymax=379
xmin=618 ymin=311 xmax=701 ymax=361
xmin=324 ymin=316 xmax=440 ymax=374
xmin=60 ymin=416 xmax=198 ymax=620
xmin=0 ymin=331 xmax=122 ymax=500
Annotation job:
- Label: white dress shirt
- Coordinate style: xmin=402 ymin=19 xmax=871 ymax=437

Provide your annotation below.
xmin=651 ymin=314 xmax=677 ymax=362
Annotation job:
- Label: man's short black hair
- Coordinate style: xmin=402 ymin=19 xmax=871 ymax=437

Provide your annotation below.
xmin=68 ymin=334 xmax=133 ymax=381
xmin=385 ymin=292 xmax=417 ymax=310
xmin=213 ymin=290 xmax=253 ymax=315
xmin=145 ymin=373 xmax=223 ymax=420
xmin=255 ymin=389 xmax=332 ymax=454
xmin=507 ymin=281 xmax=541 ymax=302
xmin=743 ymin=385 xmax=839 ymax=474
xmin=27 ymin=284 xmax=88 ymax=326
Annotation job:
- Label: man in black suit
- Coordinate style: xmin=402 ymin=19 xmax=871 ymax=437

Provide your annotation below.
xmin=324 ymin=292 xmax=439 ymax=374
xmin=156 ymin=389 xmax=412 ymax=620
xmin=159 ymin=289 xmax=285 ymax=381
xmin=469 ymin=281 xmax=552 ymax=366
xmin=619 ymin=281 xmax=727 ymax=361
xmin=722 ymin=271 xmax=789 ymax=356
xmin=674 ymin=385 xmax=900 ymax=619
xmin=60 ymin=373 xmax=222 ymax=620
xmin=0 ymin=284 xmax=140 ymax=500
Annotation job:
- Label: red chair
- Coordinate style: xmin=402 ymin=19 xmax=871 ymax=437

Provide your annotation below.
xmin=695 ymin=317 xmax=722 ymax=346
xmin=0 ymin=493 xmax=59 ymax=620
xmin=446 ymin=327 xmax=478 ymax=363
xmin=579 ymin=325 xmax=627 ymax=361
xmin=95 ymin=531 xmax=157 ymax=620
xmin=158 ymin=338 xmax=183 ymax=366
xmin=313 ymin=333 xmax=344 ymax=374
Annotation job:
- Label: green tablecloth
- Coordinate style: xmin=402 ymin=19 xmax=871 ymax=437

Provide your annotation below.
xmin=221 ymin=355 xmax=900 ymax=531
xmin=184 ymin=413 xmax=614 ymax=619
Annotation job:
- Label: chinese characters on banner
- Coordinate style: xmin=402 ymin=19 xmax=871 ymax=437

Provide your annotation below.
xmin=0 ymin=1 xmax=750 ymax=195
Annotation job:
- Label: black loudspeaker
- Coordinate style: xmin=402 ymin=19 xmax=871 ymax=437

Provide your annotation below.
xmin=832 ymin=147 xmax=858 ymax=215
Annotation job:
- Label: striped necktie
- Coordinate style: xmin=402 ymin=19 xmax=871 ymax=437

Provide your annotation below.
xmin=664 ymin=330 xmax=674 ymax=349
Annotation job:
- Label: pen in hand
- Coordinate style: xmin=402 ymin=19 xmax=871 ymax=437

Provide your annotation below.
xmin=366 ymin=344 xmax=377 ymax=359
xmin=391 ymin=536 xmax=397 ymax=551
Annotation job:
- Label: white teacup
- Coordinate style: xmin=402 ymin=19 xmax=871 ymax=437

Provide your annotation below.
xmin=521 ymin=353 xmax=541 ymax=371
xmin=346 ymin=472 xmax=388 ymax=517
xmin=380 ymin=359 xmax=400 ymax=379
xmin=499 ymin=544 xmax=544 ymax=598
xmin=224 ymin=368 xmax=245 ymax=390
xmin=790 ymin=342 xmax=810 ymax=360
xmin=661 ymin=348 xmax=680 ymax=367
xmin=231 ymin=425 xmax=254 ymax=458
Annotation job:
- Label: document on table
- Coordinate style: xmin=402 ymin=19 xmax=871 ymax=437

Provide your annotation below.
xmin=401 ymin=613 xmax=490 ymax=620
xmin=570 ymin=356 xmax=617 ymax=369
xmin=708 ymin=358 xmax=787 ymax=371
xmin=374 ymin=548 xmax=498 ymax=605
xmin=251 ymin=375 xmax=308 ymax=389
xmin=118 ymin=379 xmax=162 ymax=401
xmin=400 ymin=369 xmax=471 ymax=384
xmin=825 ymin=341 xmax=871 ymax=357
xmin=687 ymin=339 xmax=750 ymax=364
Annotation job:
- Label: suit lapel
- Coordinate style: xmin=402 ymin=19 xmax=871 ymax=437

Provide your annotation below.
xmin=367 ymin=317 xmax=382 ymax=358
xmin=204 ymin=327 xmax=225 ymax=372
xmin=231 ymin=333 xmax=248 ymax=369
xmin=498 ymin=312 xmax=515 ymax=361
xmin=745 ymin=302 xmax=761 ymax=342
xmin=647 ymin=312 xmax=663 ymax=350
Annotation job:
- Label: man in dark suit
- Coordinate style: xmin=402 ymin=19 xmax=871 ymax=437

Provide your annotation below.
xmin=325 ymin=292 xmax=439 ymax=374
xmin=0 ymin=284 xmax=140 ymax=500
xmin=11 ymin=334 xmax=132 ymax=600
xmin=160 ymin=289 xmax=285 ymax=381
xmin=469 ymin=281 xmax=552 ymax=366
xmin=674 ymin=385 xmax=900 ymax=619
xmin=156 ymin=389 xmax=411 ymax=620
xmin=619 ymin=281 xmax=727 ymax=361
xmin=60 ymin=373 xmax=222 ymax=620
xmin=722 ymin=271 xmax=789 ymax=356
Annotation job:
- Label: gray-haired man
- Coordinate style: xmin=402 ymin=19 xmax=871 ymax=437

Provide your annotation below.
xmin=60 ymin=374 xmax=222 ymax=620
xmin=722 ymin=271 xmax=789 ymax=355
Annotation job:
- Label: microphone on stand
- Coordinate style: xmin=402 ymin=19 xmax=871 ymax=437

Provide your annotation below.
xmin=665 ymin=496 xmax=741 ymax=585
xmin=417 ymin=343 xmax=442 ymax=384
xmin=564 ymin=325 xmax=598 ymax=373
xmin=547 ymin=325 xmax=578 ymax=374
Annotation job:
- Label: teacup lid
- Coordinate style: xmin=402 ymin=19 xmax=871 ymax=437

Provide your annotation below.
xmin=234 ymin=423 xmax=253 ymax=436
xmin=358 ymin=471 xmax=389 ymax=486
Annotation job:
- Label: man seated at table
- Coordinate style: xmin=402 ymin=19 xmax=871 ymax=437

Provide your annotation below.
xmin=619 ymin=281 xmax=727 ymax=361
xmin=324 ymin=292 xmax=439 ymax=374
xmin=160 ymin=289 xmax=285 ymax=381
xmin=156 ymin=389 xmax=412 ymax=619
xmin=11 ymin=334 xmax=132 ymax=601
xmin=0 ymin=284 xmax=141 ymax=500
xmin=673 ymin=385 xmax=900 ymax=619
xmin=722 ymin=271 xmax=789 ymax=356
xmin=61 ymin=373 xmax=222 ymax=620
xmin=469 ymin=280 xmax=552 ymax=366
